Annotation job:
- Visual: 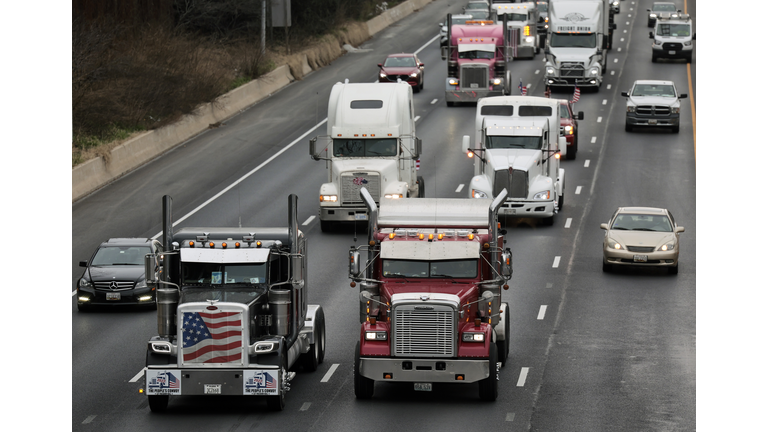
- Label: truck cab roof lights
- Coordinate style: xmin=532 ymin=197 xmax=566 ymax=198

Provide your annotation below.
xmin=209 ymin=242 xmax=215 ymax=248
xmin=188 ymin=241 xmax=195 ymax=247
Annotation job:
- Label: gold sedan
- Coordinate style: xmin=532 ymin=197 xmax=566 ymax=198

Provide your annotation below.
xmin=601 ymin=207 xmax=684 ymax=275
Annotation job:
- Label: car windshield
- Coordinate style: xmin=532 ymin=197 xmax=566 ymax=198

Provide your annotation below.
xmin=91 ymin=246 xmax=150 ymax=266
xmin=500 ymin=13 xmax=527 ymax=22
xmin=611 ymin=214 xmax=673 ymax=232
xmin=333 ymin=138 xmax=398 ymax=157
xmin=486 ymin=135 xmax=543 ymax=149
xmin=181 ymin=262 xmax=268 ymax=285
xmin=467 ymin=10 xmax=489 ymax=19
xmin=384 ymin=56 xmax=416 ymax=67
xmin=459 ymin=50 xmax=495 ymax=59
xmin=452 ymin=17 xmax=470 ymax=25
xmin=383 ymin=259 xmax=478 ymax=278
xmin=652 ymin=3 xmax=677 ymax=11
xmin=549 ymin=33 xmax=596 ymax=48
xmin=657 ymin=23 xmax=690 ymax=36
xmin=631 ymin=84 xmax=676 ymax=97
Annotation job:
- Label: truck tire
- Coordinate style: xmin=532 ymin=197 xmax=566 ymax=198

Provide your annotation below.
xmin=354 ymin=342 xmax=375 ymax=399
xmin=417 ymin=176 xmax=425 ymax=198
xmin=671 ymin=124 xmax=680 ymax=134
xmin=267 ymin=347 xmax=288 ymax=411
xmin=478 ymin=343 xmax=498 ymax=401
xmin=320 ymin=220 xmax=333 ymax=232
xmin=625 ymin=122 xmax=632 ymax=132
xmin=558 ymin=190 xmax=564 ymax=211
xmin=148 ymin=395 xmax=169 ymax=412
xmin=566 ymin=136 xmax=577 ymax=160
xmin=301 ymin=308 xmax=325 ymax=371
xmin=496 ymin=303 xmax=510 ymax=367
xmin=543 ymin=214 xmax=555 ymax=226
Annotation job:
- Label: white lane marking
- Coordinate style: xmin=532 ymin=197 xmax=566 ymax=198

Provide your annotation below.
xmin=591 ymin=136 xmax=597 ymax=143
xmin=628 ymin=14 xmax=632 ymax=17
xmin=611 ymin=71 xmax=615 ymax=75
xmin=414 ymin=116 xmax=421 ymax=122
xmin=431 ymin=98 xmax=438 ymax=104
xmin=624 ymin=29 xmax=627 ymax=33
xmin=564 ymin=218 xmax=572 ymax=228
xmin=537 ymin=305 xmax=547 ymax=320
xmin=584 ymin=159 xmax=591 ymax=168
xmin=506 ymin=413 xmax=516 ymax=422
xmin=300 ymin=402 xmax=312 ymax=411
xmin=83 ymin=416 xmax=97 ymax=424
xmin=456 ymin=184 xmax=465 ymax=193
xmin=552 ymin=256 xmax=561 ymax=268
xmin=152 ymin=119 xmax=328 ymax=240
xmin=302 ymin=216 xmax=315 ymax=226
xmin=72 ymin=290 xmax=76 ymax=296
xmin=621 ymin=38 xmax=625 ymax=42
xmin=626 ymin=21 xmax=630 ymax=25
xmin=607 ymin=84 xmax=612 ymax=90
xmin=618 ymin=47 xmax=622 ymax=52
xmin=535 ymin=69 xmax=540 ymax=74
xmin=614 ymin=58 xmax=618 ymax=63
xmin=130 ymin=367 xmax=146 ymax=383
xmin=602 ymin=99 xmax=607 ymax=105
xmin=597 ymin=117 xmax=603 ymax=123
xmin=546 ymin=282 xmax=553 ymax=288
xmin=575 ymin=186 xmax=582 ymax=195
xmin=416 ymin=34 xmax=440 ymax=54
xmin=517 ymin=367 xmax=530 ymax=387
xmin=321 ymin=363 xmax=340 ymax=383
xmin=527 ymin=83 xmax=532 ymax=89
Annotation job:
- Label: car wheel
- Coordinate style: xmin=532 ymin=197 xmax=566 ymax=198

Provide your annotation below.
xmin=566 ymin=138 xmax=577 ymax=160
xmin=320 ymin=220 xmax=333 ymax=232
xmin=354 ymin=342 xmax=375 ymax=399
xmin=420 ymin=75 xmax=424 ymax=91
xmin=651 ymin=53 xmax=658 ymax=63
xmin=266 ymin=346 xmax=288 ymax=411
xmin=668 ymin=263 xmax=679 ymax=275
xmin=447 ymin=101 xmax=456 ymax=107
xmin=602 ymin=260 xmax=612 ymax=273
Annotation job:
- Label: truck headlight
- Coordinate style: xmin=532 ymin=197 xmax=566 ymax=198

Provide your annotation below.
xmin=448 ymin=78 xmax=459 ymax=86
xmin=471 ymin=189 xmax=488 ymax=199
xmin=607 ymin=237 xmax=623 ymax=250
xmin=684 ymin=41 xmax=692 ymax=46
xmin=649 ymin=13 xmax=657 ymax=18
xmin=627 ymin=105 xmax=636 ymax=113
xmin=320 ymin=195 xmax=338 ymax=202
xmin=525 ymin=36 xmax=535 ymax=43
xmin=492 ymin=78 xmax=502 ymax=85
xmin=365 ymin=331 xmax=388 ymax=341
xmin=671 ymin=106 xmax=680 ymax=114
xmin=533 ymin=191 xmax=550 ymax=200
xmin=545 ymin=66 xmax=555 ymax=75
xmin=462 ymin=332 xmax=485 ymax=342
xmin=589 ymin=67 xmax=599 ymax=76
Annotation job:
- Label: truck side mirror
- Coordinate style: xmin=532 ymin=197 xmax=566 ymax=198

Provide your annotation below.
xmin=501 ymin=250 xmax=513 ymax=278
xmin=349 ymin=249 xmax=361 ymax=279
xmin=558 ymin=136 xmax=567 ymax=158
xmin=440 ymin=46 xmax=448 ymax=61
xmin=462 ymin=135 xmax=471 ymax=155
xmin=309 ymin=137 xmax=320 ymax=160
xmin=678 ymin=94 xmax=688 ymax=99
xmin=413 ymin=137 xmax=422 ymax=159
xmin=144 ymin=253 xmax=158 ymax=287
xmin=577 ymin=111 xmax=584 ymax=120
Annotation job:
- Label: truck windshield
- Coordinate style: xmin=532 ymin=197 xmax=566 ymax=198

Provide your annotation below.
xmin=333 ymin=138 xmax=398 ymax=157
xmin=549 ymin=33 xmax=596 ymax=48
xmin=459 ymin=50 xmax=495 ymax=59
xmin=657 ymin=24 xmax=690 ymax=37
xmin=179 ymin=287 xmax=266 ymax=305
xmin=631 ymin=84 xmax=676 ymax=97
xmin=181 ymin=262 xmax=268 ymax=285
xmin=500 ymin=13 xmax=527 ymax=21
xmin=383 ymin=259 xmax=478 ymax=278
xmin=486 ymin=135 xmax=542 ymax=149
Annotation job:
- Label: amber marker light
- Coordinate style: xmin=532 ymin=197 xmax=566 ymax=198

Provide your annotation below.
xmin=428 ymin=234 xmax=434 ymax=240
xmin=256 ymin=241 xmax=262 ymax=247
xmin=189 ymin=241 xmax=195 ymax=247
xmin=468 ymin=234 xmax=475 ymax=240
xmin=418 ymin=233 xmax=424 ymax=240
xmin=235 ymin=242 xmax=241 ymax=248
xmin=209 ymin=242 xmax=215 ymax=248
xmin=389 ymin=233 xmax=395 ymax=239
xmin=221 ymin=242 xmax=227 ymax=248
xmin=438 ymin=233 xmax=444 ymax=240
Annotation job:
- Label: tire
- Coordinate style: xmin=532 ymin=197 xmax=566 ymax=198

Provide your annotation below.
xmin=417 ymin=176 xmax=425 ymax=198
xmin=301 ymin=308 xmax=325 ymax=371
xmin=625 ymin=122 xmax=632 ymax=132
xmin=685 ymin=53 xmax=692 ymax=63
xmin=77 ymin=302 xmax=89 ymax=312
xmin=558 ymin=190 xmax=564 ymax=211
xmin=447 ymin=101 xmax=455 ymax=107
xmin=671 ymin=124 xmax=680 ymax=134
xmin=603 ymin=52 xmax=608 ymax=74
xmin=320 ymin=220 xmax=333 ymax=232
xmin=354 ymin=342 xmax=374 ymax=399
xmin=478 ymin=343 xmax=498 ymax=401
xmin=148 ymin=395 xmax=169 ymax=413
xmin=668 ymin=263 xmax=679 ymax=275
xmin=651 ymin=53 xmax=658 ymax=63
xmin=266 ymin=347 xmax=287 ymax=411
xmin=496 ymin=302 xmax=510 ymax=367
xmin=420 ymin=75 xmax=424 ymax=91
xmin=602 ymin=260 xmax=612 ymax=273
xmin=543 ymin=214 xmax=555 ymax=226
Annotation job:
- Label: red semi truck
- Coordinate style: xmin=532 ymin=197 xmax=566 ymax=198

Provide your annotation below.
xmin=349 ymin=187 xmax=513 ymax=400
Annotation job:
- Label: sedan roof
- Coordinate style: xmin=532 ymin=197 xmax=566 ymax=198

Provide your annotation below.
xmin=618 ymin=207 xmax=667 ymax=215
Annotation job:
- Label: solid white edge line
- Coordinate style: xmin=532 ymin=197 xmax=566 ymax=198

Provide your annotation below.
xmin=152 ymin=119 xmax=328 ymax=240
xmin=130 ymin=367 xmax=147 ymax=383
xmin=321 ymin=363 xmax=340 ymax=383
xmin=72 ymin=290 xmax=76 ymax=296
xmin=416 ymin=34 xmax=441 ymax=54
xmin=302 ymin=216 xmax=315 ymax=226
xmin=537 ymin=305 xmax=547 ymax=320
xmin=517 ymin=367 xmax=530 ymax=386
xmin=552 ymin=256 xmax=561 ymax=268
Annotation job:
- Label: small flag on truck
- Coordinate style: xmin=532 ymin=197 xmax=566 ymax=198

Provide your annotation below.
xmin=571 ymin=86 xmax=581 ymax=103
xmin=519 ymin=79 xmax=527 ymax=95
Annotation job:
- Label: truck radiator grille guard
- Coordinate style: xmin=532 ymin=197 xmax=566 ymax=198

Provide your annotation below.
xmin=179 ymin=308 xmax=246 ymax=366
xmin=393 ymin=305 xmax=456 ymax=357
xmin=341 ymin=172 xmax=381 ymax=205
xmin=560 ymin=63 xmax=585 ymax=78
xmin=94 ymin=281 xmax=134 ymax=291
xmin=636 ymin=105 xmax=671 ymax=116
xmin=460 ymin=65 xmax=489 ymax=90
xmin=493 ymin=168 xmax=529 ymax=199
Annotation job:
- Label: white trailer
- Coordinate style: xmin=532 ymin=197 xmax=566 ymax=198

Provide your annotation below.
xmin=310 ymin=81 xmax=423 ymax=231
xmin=462 ymin=96 xmax=566 ymax=226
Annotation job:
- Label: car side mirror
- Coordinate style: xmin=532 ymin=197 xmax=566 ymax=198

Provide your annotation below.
xmin=377 ymin=63 xmax=382 ymax=68
xmin=678 ymin=93 xmax=688 ymax=99
xmin=600 ymin=223 xmax=608 ymax=230
xmin=675 ymin=226 xmax=685 ymax=233
xmin=692 ymin=33 xmax=696 ymax=40
xmin=79 ymin=260 xmax=88 ymax=267
xmin=621 ymin=91 xmax=629 ymax=97
xmin=577 ymin=111 xmax=584 ymax=120
xmin=419 ymin=63 xmax=425 ymax=67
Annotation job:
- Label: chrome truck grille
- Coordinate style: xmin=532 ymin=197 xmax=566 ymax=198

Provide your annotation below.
xmin=94 ymin=281 xmax=135 ymax=291
xmin=178 ymin=304 xmax=247 ymax=366
xmin=560 ymin=62 xmax=584 ymax=77
xmin=493 ymin=168 xmax=529 ymax=199
xmin=393 ymin=305 xmax=456 ymax=357
xmin=341 ymin=172 xmax=381 ymax=205
xmin=460 ymin=64 xmax=488 ymax=90
xmin=636 ymin=105 xmax=671 ymax=116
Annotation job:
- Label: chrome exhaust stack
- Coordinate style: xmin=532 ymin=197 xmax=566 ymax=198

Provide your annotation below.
xmin=157 ymin=195 xmax=179 ymax=339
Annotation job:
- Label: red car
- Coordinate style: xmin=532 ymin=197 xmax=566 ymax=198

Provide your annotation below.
xmin=558 ymin=100 xmax=584 ymax=160
xmin=378 ymin=53 xmax=425 ymax=92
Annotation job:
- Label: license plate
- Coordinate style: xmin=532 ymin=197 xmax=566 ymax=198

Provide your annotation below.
xmin=648 ymin=119 xmax=657 ymax=125
xmin=414 ymin=383 xmax=432 ymax=392
xmin=668 ymin=50 xmax=676 ymax=55
xmin=204 ymin=384 xmax=221 ymax=394
xmin=470 ymin=83 xmax=478 ymax=89
xmin=355 ymin=214 xmax=367 ymax=221
xmin=106 ymin=292 xmax=120 ymax=300
xmin=634 ymin=255 xmax=648 ymax=263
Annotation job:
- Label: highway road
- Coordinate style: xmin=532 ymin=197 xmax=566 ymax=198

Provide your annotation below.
xmin=60 ymin=0 xmax=751 ymax=430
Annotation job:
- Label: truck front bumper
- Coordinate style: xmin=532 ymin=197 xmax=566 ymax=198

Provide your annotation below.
xmin=513 ymin=46 xmax=536 ymax=59
xmin=498 ymin=199 xmax=556 ymax=218
xmin=545 ymin=76 xmax=600 ymax=88
xmin=626 ymin=113 xmax=680 ymax=127
xmin=145 ymin=366 xmax=280 ymax=396
xmin=320 ymin=206 xmax=369 ymax=222
xmin=446 ymin=88 xmax=504 ymax=103
xmin=359 ymin=357 xmax=489 ymax=383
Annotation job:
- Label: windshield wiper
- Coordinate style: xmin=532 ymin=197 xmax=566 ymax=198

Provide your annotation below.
xmin=431 ymin=274 xmax=461 ymax=283
xmin=385 ymin=274 xmax=411 ymax=282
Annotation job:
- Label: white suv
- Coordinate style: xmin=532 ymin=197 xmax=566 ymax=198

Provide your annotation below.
xmin=622 ymin=80 xmax=687 ymax=133
xmin=650 ymin=14 xmax=695 ymax=63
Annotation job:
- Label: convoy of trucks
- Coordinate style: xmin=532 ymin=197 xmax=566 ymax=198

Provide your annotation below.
xmin=310 ymin=81 xmax=423 ymax=232
xmin=349 ymin=187 xmax=513 ymax=400
xmin=143 ymin=195 xmax=326 ymax=412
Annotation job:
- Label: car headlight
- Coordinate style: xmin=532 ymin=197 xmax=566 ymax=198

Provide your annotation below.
xmin=612 ymin=1 xmax=619 ymax=5
xmin=365 ymin=331 xmax=388 ymax=341
xmin=379 ymin=72 xmax=387 ymax=78
xmin=472 ymin=189 xmax=488 ymax=199
xmin=320 ymin=195 xmax=338 ymax=202
xmin=627 ymin=105 xmax=636 ymax=113
xmin=136 ymin=279 xmax=147 ymax=289
xmin=564 ymin=125 xmax=573 ymax=135
xmin=79 ymin=278 xmax=92 ymax=288
xmin=650 ymin=13 xmax=657 ymax=18
xmin=448 ymin=78 xmax=459 ymax=86
xmin=545 ymin=66 xmax=555 ymax=75
xmin=654 ymin=39 xmax=663 ymax=45
xmin=533 ymin=190 xmax=550 ymax=200
xmin=462 ymin=332 xmax=485 ymax=342
xmin=606 ymin=237 xmax=623 ymax=250
xmin=684 ymin=41 xmax=692 ymax=46
xmin=410 ymin=72 xmax=419 ymax=78
xmin=659 ymin=242 xmax=675 ymax=251
xmin=492 ymin=78 xmax=502 ymax=85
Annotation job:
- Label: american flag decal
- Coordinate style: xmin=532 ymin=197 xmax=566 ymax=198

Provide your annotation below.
xmin=181 ymin=311 xmax=243 ymax=363
xmin=353 ymin=177 xmax=368 ymax=186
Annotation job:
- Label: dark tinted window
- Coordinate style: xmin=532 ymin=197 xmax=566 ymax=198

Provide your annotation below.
xmin=351 ymin=100 xmax=383 ymax=109
xmin=519 ymin=106 xmax=552 ymax=116
xmin=481 ymin=105 xmax=514 ymax=116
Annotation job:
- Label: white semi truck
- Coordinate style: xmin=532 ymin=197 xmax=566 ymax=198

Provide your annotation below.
xmin=463 ymin=96 xmax=566 ymax=226
xmin=310 ymin=81 xmax=423 ymax=232
xmin=544 ymin=0 xmax=615 ymax=91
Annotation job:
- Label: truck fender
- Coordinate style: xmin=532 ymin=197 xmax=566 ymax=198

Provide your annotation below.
xmin=303 ymin=305 xmax=323 ymax=346
xmin=493 ymin=303 xmax=508 ymax=342
xmin=383 ymin=181 xmax=410 ymax=198
xmin=468 ymin=175 xmax=493 ymax=199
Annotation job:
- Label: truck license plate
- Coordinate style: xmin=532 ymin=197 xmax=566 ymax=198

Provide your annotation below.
xmin=470 ymin=83 xmax=478 ymax=89
xmin=414 ymin=383 xmax=432 ymax=391
xmin=355 ymin=214 xmax=367 ymax=221
xmin=648 ymin=119 xmax=657 ymax=125
xmin=106 ymin=292 xmax=120 ymax=300
xmin=204 ymin=384 xmax=221 ymax=394
xmin=668 ymin=50 xmax=676 ymax=55
xmin=633 ymin=255 xmax=648 ymax=263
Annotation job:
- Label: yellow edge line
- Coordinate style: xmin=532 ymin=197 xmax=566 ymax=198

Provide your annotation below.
xmin=684 ymin=0 xmax=695 ymax=162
